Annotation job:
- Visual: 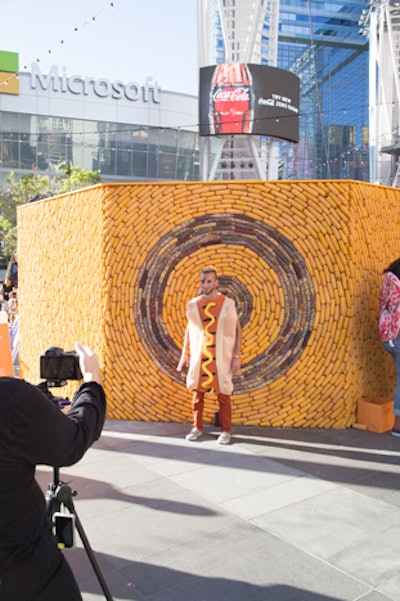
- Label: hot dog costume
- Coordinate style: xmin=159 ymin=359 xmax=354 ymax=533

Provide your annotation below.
xmin=185 ymin=292 xmax=239 ymax=395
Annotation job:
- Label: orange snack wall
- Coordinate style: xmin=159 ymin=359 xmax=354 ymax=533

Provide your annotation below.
xmin=17 ymin=180 xmax=400 ymax=428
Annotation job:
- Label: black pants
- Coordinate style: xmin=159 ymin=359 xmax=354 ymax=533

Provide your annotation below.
xmin=0 ymin=529 xmax=82 ymax=601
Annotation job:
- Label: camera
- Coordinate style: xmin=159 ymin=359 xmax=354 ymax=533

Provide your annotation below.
xmin=40 ymin=347 xmax=82 ymax=387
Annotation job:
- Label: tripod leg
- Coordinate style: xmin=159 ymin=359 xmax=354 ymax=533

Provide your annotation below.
xmin=46 ymin=467 xmax=62 ymax=517
xmin=62 ymin=495 xmax=114 ymax=601
xmin=73 ymin=510 xmax=114 ymax=601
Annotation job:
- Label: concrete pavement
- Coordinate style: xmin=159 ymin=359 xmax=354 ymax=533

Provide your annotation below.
xmin=36 ymin=421 xmax=400 ymax=601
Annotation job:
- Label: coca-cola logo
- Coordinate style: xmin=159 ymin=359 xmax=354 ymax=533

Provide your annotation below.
xmin=212 ymin=87 xmax=250 ymax=103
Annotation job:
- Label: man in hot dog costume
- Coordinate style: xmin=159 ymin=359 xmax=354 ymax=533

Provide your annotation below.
xmin=177 ymin=266 xmax=241 ymax=444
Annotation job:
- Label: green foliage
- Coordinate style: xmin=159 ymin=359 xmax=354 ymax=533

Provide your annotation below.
xmin=0 ymin=166 xmax=101 ymax=264
xmin=56 ymin=164 xmax=101 ymax=194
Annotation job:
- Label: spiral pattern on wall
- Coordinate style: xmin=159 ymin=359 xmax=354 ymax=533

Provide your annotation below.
xmin=134 ymin=213 xmax=315 ymax=393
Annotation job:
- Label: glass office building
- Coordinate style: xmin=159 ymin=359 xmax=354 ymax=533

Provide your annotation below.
xmin=199 ymin=0 xmax=369 ymax=181
xmin=0 ymin=63 xmax=199 ymax=186
xmin=278 ymin=0 xmax=369 ymax=180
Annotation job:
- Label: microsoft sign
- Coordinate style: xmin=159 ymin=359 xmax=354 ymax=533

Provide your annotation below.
xmin=0 ymin=51 xmax=19 ymax=95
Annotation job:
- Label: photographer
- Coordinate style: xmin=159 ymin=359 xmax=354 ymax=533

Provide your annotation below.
xmin=0 ymin=343 xmax=106 ymax=601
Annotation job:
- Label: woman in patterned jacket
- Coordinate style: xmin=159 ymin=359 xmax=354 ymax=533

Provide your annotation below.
xmin=379 ymin=257 xmax=400 ymax=436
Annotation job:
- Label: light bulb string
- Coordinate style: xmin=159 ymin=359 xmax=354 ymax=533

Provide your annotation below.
xmin=0 ymin=2 xmax=115 ymax=87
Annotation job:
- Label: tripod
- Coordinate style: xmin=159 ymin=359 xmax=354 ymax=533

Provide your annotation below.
xmin=46 ymin=466 xmax=114 ymax=601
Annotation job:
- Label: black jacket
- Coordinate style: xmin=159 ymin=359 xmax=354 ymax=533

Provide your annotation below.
xmin=0 ymin=377 xmax=106 ymax=569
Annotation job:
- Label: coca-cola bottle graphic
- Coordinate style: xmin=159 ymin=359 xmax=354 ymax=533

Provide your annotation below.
xmin=208 ymin=63 xmax=254 ymax=135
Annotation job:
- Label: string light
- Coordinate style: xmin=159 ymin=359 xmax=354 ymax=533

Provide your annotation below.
xmin=0 ymin=99 xmax=380 ymax=139
xmin=1 ymin=2 xmax=116 ymax=86
xmin=0 ymin=1 xmax=380 ymax=182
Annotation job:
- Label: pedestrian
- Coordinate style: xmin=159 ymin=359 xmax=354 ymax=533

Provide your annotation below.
xmin=0 ymin=343 xmax=106 ymax=601
xmin=7 ymin=291 xmax=18 ymax=324
xmin=378 ymin=257 xmax=400 ymax=436
xmin=177 ymin=266 xmax=241 ymax=444
xmin=2 ymin=278 xmax=13 ymax=303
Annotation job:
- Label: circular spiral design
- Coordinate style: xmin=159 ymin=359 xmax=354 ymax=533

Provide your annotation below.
xmin=134 ymin=213 xmax=315 ymax=393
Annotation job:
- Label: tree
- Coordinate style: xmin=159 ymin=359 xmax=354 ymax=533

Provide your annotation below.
xmin=56 ymin=164 xmax=101 ymax=194
xmin=0 ymin=166 xmax=101 ymax=265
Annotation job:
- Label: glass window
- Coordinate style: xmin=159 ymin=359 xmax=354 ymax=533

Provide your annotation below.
xmin=0 ymin=112 xmax=200 ymax=181
xmin=116 ymin=148 xmax=133 ymax=176
xmin=1 ymin=135 xmax=19 ymax=168
xmin=132 ymin=150 xmax=147 ymax=178
xmin=159 ymin=129 xmax=177 ymax=153
xmin=20 ymin=133 xmax=36 ymax=169
xmin=158 ymin=152 xmax=176 ymax=180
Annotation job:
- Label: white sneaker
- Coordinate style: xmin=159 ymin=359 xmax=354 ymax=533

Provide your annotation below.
xmin=185 ymin=427 xmax=203 ymax=441
xmin=217 ymin=431 xmax=231 ymax=445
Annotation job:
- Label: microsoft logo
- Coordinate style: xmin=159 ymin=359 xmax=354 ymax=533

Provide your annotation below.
xmin=0 ymin=51 xmax=19 ymax=95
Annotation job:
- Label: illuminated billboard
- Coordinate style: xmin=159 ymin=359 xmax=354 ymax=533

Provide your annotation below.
xmin=199 ymin=63 xmax=300 ymax=142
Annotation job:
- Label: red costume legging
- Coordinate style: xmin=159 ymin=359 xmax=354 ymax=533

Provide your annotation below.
xmin=192 ymin=390 xmax=231 ymax=432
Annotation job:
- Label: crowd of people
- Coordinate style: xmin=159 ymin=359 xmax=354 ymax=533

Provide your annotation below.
xmin=0 ymin=277 xmax=18 ymax=324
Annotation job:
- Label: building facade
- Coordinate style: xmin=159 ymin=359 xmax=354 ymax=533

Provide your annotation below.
xmin=0 ymin=57 xmax=199 ymax=186
xmin=198 ymin=0 xmax=370 ymax=181
xmin=278 ymin=0 xmax=369 ymax=181
xmin=365 ymin=0 xmax=400 ymax=185
xmin=1 ymin=0 xmax=372 ymax=185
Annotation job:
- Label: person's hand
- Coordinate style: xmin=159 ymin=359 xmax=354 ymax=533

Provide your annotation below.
xmin=177 ymin=352 xmax=189 ymax=372
xmin=232 ymin=356 xmax=241 ymax=375
xmin=75 ymin=343 xmax=102 ymax=385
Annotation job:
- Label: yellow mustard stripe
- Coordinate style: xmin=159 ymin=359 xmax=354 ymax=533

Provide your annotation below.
xmin=201 ymin=302 xmax=216 ymax=390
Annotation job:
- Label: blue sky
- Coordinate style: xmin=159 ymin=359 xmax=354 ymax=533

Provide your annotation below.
xmin=1 ymin=0 xmax=198 ymax=95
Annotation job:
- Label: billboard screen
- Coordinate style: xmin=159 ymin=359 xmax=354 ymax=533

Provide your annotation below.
xmin=199 ymin=63 xmax=300 ymax=143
